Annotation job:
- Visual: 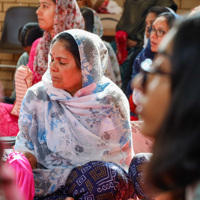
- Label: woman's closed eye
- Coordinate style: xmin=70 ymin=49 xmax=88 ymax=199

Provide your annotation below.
xmin=50 ymin=56 xmax=54 ymax=63
xmin=59 ymin=61 xmax=66 ymax=65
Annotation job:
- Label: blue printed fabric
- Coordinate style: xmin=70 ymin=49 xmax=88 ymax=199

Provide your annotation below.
xmin=126 ymin=39 xmax=155 ymax=98
xmin=128 ymin=153 xmax=153 ymax=199
xmin=34 ymin=161 xmax=136 ymax=199
xmin=131 ymin=40 xmax=155 ymax=80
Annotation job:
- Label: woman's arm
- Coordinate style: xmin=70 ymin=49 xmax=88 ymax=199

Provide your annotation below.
xmin=14 ymin=88 xmax=38 ymax=168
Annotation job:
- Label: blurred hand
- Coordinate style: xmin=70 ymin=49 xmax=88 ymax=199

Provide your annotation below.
xmin=20 ymin=151 xmax=37 ymax=169
xmin=65 ymin=198 xmax=75 ymax=200
xmin=0 ymin=81 xmax=4 ymax=102
xmin=154 ymin=192 xmax=173 ymax=200
xmin=0 ymin=162 xmax=23 ymax=200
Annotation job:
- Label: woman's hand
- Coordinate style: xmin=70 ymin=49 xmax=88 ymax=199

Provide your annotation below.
xmin=65 ymin=198 xmax=74 ymax=200
xmin=20 ymin=151 xmax=37 ymax=169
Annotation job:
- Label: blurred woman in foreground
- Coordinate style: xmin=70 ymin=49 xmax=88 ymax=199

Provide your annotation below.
xmin=134 ymin=15 xmax=200 ymax=199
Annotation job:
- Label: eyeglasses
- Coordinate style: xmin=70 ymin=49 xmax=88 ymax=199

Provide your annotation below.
xmin=151 ymin=28 xmax=166 ymax=37
xmin=140 ymin=58 xmax=171 ymax=90
xmin=146 ymin=26 xmax=152 ymax=34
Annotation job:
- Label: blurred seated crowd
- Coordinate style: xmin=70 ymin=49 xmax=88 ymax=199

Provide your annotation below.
xmin=1 ymin=0 xmax=200 ymax=199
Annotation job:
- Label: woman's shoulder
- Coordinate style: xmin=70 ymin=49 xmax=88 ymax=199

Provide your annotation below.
xmin=32 ymin=37 xmax=43 ymax=49
xmin=27 ymin=37 xmax=42 ymax=70
xmin=26 ymin=82 xmax=47 ymax=99
xmin=30 ymin=37 xmax=42 ymax=56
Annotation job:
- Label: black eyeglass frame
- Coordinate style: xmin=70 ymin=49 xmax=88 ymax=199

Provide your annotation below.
xmin=140 ymin=58 xmax=171 ymax=89
xmin=151 ymin=27 xmax=166 ymax=37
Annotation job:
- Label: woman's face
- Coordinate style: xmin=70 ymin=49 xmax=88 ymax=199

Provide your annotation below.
xmin=36 ymin=0 xmax=55 ymax=35
xmin=145 ymin=12 xmax=157 ymax=39
xmin=150 ymin=16 xmax=170 ymax=52
xmin=133 ymin=36 xmax=174 ymax=137
xmin=50 ymin=40 xmax=82 ymax=96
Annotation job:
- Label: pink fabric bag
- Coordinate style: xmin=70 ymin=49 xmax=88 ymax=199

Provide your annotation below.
xmin=6 ymin=152 xmax=35 ymax=200
xmin=11 ymin=65 xmax=33 ymax=117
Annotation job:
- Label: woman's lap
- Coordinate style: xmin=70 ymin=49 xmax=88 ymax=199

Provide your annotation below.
xmin=7 ymin=154 xmax=154 ymax=199
xmin=35 ymin=161 xmax=136 ymax=200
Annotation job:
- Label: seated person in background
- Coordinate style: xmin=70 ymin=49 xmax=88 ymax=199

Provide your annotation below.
xmin=27 ymin=0 xmax=84 ymax=85
xmin=12 ymin=29 xmax=134 ymax=199
xmin=0 ymin=0 xmax=85 ymax=137
xmin=116 ymin=0 xmax=177 ymax=47
xmin=9 ymin=22 xmax=43 ymax=103
xmin=143 ymin=6 xmax=170 ymax=47
xmin=80 ymin=7 xmax=122 ymax=87
xmin=127 ymin=12 xmax=176 ymax=118
xmin=0 ymin=23 xmax=43 ymax=136
xmin=112 ymin=0 xmax=177 ymax=95
xmin=111 ymin=31 xmax=143 ymax=94
xmin=130 ymin=11 xmax=176 ymax=90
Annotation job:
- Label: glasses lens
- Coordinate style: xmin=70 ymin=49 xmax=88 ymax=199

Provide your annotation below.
xmin=141 ymin=59 xmax=153 ymax=90
xmin=142 ymin=72 xmax=147 ymax=89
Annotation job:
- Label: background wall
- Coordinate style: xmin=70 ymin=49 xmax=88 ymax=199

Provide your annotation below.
xmin=0 ymin=0 xmax=200 ymax=96
xmin=0 ymin=0 xmax=38 ymax=65
xmin=0 ymin=0 xmax=200 ymax=64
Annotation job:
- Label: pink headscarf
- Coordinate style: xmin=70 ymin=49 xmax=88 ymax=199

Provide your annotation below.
xmin=33 ymin=0 xmax=85 ymax=82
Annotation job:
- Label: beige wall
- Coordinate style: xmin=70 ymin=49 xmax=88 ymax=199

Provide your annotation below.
xmin=1 ymin=0 xmax=200 ymax=41
xmin=0 ymin=0 xmax=200 ymax=64
xmin=0 ymin=0 xmax=38 ymax=65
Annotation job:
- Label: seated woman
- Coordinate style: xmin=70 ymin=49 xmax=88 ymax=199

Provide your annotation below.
xmin=143 ymin=6 xmax=170 ymax=47
xmin=80 ymin=7 xmax=122 ymax=87
xmin=12 ymin=29 xmax=134 ymax=199
xmin=10 ymin=22 xmax=44 ymax=102
xmin=0 ymin=23 xmax=43 ymax=136
xmin=127 ymin=12 xmax=176 ymax=118
xmin=131 ymin=15 xmax=200 ymax=199
xmin=0 ymin=0 xmax=84 ymax=137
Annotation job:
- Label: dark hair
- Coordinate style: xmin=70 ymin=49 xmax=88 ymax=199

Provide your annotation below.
xmin=80 ymin=7 xmax=94 ymax=33
xmin=51 ymin=32 xmax=81 ymax=69
xmin=157 ymin=12 xmax=176 ymax=29
xmin=18 ymin=22 xmax=44 ymax=47
xmin=147 ymin=6 xmax=169 ymax=17
xmin=147 ymin=16 xmax=200 ymax=192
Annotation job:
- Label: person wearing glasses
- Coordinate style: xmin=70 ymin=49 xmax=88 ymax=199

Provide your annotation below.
xmin=127 ymin=12 xmax=176 ymax=119
xmin=144 ymin=6 xmax=169 ymax=48
xmin=132 ymin=12 xmax=176 ymax=82
xmin=131 ymin=15 xmax=200 ymax=200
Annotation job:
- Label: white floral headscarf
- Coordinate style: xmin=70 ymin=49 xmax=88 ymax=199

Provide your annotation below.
xmin=15 ymin=29 xmax=133 ymax=196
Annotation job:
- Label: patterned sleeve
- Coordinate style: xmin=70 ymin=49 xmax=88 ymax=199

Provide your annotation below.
xmin=14 ymin=88 xmax=37 ymax=157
